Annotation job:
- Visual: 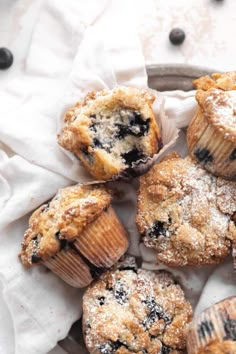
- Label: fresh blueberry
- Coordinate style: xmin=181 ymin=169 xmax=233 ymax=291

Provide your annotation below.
xmin=169 ymin=28 xmax=186 ymax=45
xmin=0 ymin=48 xmax=13 ymax=70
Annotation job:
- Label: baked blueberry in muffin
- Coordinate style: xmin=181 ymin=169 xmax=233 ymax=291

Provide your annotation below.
xmin=136 ymin=152 xmax=236 ymax=267
xmin=187 ymin=296 xmax=236 ymax=354
xmin=58 ymin=87 xmax=162 ymax=180
xmin=19 ymin=184 xmax=129 ymax=288
xmin=83 ymin=256 xmax=192 ymax=354
xmin=188 ymin=71 xmax=236 ymax=180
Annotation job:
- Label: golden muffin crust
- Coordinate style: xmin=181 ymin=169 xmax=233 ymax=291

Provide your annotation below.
xmin=58 ymin=86 xmax=162 ymax=180
xmin=20 ymin=184 xmax=111 ymax=266
xmin=83 ymin=257 xmax=192 ymax=354
xmin=136 ymin=153 xmax=236 ymax=266
xmin=193 ymin=71 xmax=236 ymax=91
xmin=196 ymin=88 xmax=236 ymax=143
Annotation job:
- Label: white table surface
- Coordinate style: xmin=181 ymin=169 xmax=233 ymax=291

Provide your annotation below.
xmin=0 ymin=0 xmax=236 ymax=89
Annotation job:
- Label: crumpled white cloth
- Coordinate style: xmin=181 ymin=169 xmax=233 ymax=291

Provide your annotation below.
xmin=0 ymin=1 xmax=236 ymax=354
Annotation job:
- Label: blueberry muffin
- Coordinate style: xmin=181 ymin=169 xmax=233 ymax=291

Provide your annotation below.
xmin=83 ymin=256 xmax=192 ymax=354
xmin=58 ymin=87 xmax=162 ymax=180
xmin=19 ymin=184 xmax=129 ymax=288
xmin=136 ymin=152 xmax=236 ymax=267
xmin=187 ymin=71 xmax=236 ymax=180
xmin=187 ymin=296 xmax=236 ymax=354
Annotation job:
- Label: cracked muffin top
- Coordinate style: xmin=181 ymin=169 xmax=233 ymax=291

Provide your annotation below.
xmin=58 ymin=87 xmax=162 ymax=180
xmin=193 ymin=71 xmax=236 ymax=91
xmin=136 ymin=152 xmax=236 ymax=266
xmin=195 ymin=88 xmax=236 ymax=143
xmin=83 ymin=256 xmax=192 ymax=354
xmin=20 ymin=184 xmax=111 ymax=266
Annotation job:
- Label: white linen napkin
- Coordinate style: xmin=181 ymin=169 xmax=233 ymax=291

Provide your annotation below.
xmin=1 ymin=1 xmax=236 ymax=354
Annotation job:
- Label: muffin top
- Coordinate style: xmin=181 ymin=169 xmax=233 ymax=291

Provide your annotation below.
xmin=83 ymin=256 xmax=192 ymax=354
xmin=20 ymin=184 xmax=111 ymax=266
xmin=136 ymin=152 xmax=236 ymax=266
xmin=193 ymin=71 xmax=236 ymax=91
xmin=58 ymin=86 xmax=161 ymax=180
xmin=196 ymin=88 xmax=236 ymax=142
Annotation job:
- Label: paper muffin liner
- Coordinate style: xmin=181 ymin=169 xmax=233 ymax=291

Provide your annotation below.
xmin=73 ymin=206 xmax=129 ymax=268
xmin=187 ymin=296 xmax=236 ymax=354
xmin=187 ymin=109 xmax=236 ymax=180
xmin=44 ymin=248 xmax=93 ymax=288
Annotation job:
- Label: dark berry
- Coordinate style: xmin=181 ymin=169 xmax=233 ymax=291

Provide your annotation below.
xmin=55 ymin=231 xmax=67 ymax=250
xmin=99 ymin=340 xmax=122 ymax=354
xmin=41 ymin=203 xmax=50 ymax=213
xmin=147 ymin=221 xmax=168 ymax=239
xmin=122 ymin=148 xmax=146 ymax=166
xmin=223 ymin=317 xmax=236 ymax=340
xmin=194 ymin=148 xmax=213 ymax=164
xmin=169 ymin=28 xmax=186 ymax=45
xmin=115 ymin=112 xmax=150 ymax=139
xmin=0 ymin=48 xmax=13 ymax=70
xmin=161 ymin=345 xmax=171 ymax=354
xmin=93 ymin=138 xmax=104 ymax=149
xmin=31 ymin=252 xmax=41 ymax=264
xmin=229 ymin=148 xmax=236 ymax=161
xmin=81 ymin=145 xmax=90 ymax=157
xmin=198 ymin=320 xmax=214 ymax=339
xmin=142 ymin=297 xmax=171 ymax=329
xmin=113 ymin=282 xmax=127 ymax=305
xmin=98 ymin=296 xmax=105 ymax=305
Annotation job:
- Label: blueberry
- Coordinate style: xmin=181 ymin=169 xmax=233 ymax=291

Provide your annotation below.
xmin=99 ymin=340 xmax=122 ymax=354
xmin=81 ymin=145 xmax=90 ymax=157
xmin=161 ymin=345 xmax=171 ymax=354
xmin=142 ymin=297 xmax=171 ymax=329
xmin=147 ymin=220 xmax=169 ymax=239
xmin=55 ymin=231 xmax=67 ymax=250
xmin=31 ymin=252 xmax=41 ymax=263
xmin=98 ymin=296 xmax=105 ymax=305
xmin=169 ymin=28 xmax=186 ymax=45
xmin=223 ymin=317 xmax=236 ymax=340
xmin=194 ymin=148 xmax=213 ymax=164
xmin=115 ymin=112 xmax=150 ymax=139
xmin=0 ymin=48 xmax=13 ymax=70
xmin=42 ymin=203 xmax=50 ymax=213
xmin=122 ymin=148 xmax=146 ymax=166
xmin=113 ymin=282 xmax=127 ymax=305
xmin=93 ymin=138 xmax=103 ymax=149
xmin=198 ymin=320 xmax=214 ymax=339
xmin=229 ymin=148 xmax=236 ymax=161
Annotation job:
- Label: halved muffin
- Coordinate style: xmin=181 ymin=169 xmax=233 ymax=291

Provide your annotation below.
xmin=58 ymin=87 xmax=162 ymax=180
xmin=20 ymin=184 xmax=129 ymax=288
